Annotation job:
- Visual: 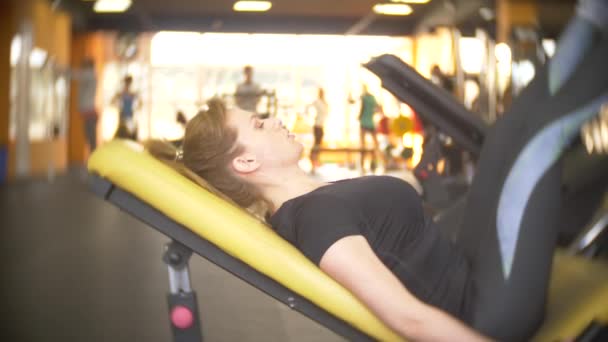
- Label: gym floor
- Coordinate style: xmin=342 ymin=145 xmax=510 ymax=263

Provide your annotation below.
xmin=0 ymin=170 xmax=345 ymax=342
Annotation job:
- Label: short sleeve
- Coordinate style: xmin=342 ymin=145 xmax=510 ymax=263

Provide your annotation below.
xmin=292 ymin=195 xmax=363 ymax=265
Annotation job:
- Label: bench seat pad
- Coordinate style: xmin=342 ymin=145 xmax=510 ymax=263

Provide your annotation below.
xmin=88 ymin=140 xmax=402 ymax=341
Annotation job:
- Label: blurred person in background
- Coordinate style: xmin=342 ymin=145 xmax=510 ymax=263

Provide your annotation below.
xmin=113 ymin=75 xmax=140 ymax=140
xmin=430 ymin=65 xmax=454 ymax=94
xmin=351 ymin=85 xmax=384 ymax=173
xmin=307 ymin=87 xmax=329 ymax=173
xmin=235 ymin=65 xmax=264 ymax=114
xmin=76 ymin=58 xmax=99 ymax=153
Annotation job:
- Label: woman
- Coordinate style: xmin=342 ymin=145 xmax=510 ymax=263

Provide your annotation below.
xmin=147 ymin=98 xmax=488 ymax=341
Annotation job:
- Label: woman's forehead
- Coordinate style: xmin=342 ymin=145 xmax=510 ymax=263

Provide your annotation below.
xmin=228 ymin=108 xmax=256 ymax=125
xmin=226 ymin=108 xmax=251 ymax=134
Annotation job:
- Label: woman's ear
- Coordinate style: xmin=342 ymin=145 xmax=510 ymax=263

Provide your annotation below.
xmin=232 ymin=153 xmax=261 ymax=174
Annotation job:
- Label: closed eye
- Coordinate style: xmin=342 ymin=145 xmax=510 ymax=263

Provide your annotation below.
xmin=250 ymin=114 xmax=265 ymax=129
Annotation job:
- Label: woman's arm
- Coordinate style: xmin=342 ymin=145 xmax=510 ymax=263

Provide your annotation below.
xmin=320 ymin=235 xmax=490 ymax=342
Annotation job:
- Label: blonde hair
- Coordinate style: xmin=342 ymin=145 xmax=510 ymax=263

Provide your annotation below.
xmin=145 ymin=98 xmax=271 ymax=220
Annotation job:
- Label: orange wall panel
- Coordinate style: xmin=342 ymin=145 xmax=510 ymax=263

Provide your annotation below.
xmin=7 ymin=138 xmax=68 ymax=179
xmin=31 ymin=0 xmax=71 ymax=67
xmin=0 ymin=1 xmax=14 ymax=147
xmin=53 ymin=12 xmax=71 ymax=67
xmin=29 ymin=138 xmax=68 ymax=176
xmin=69 ymin=35 xmax=88 ymax=164
xmin=32 ymin=0 xmax=52 ymax=51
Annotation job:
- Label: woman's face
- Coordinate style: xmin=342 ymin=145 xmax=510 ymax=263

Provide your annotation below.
xmin=227 ymin=107 xmax=303 ymax=168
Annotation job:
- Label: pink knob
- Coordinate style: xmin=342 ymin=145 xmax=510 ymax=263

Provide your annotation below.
xmin=171 ymin=305 xmax=194 ymax=329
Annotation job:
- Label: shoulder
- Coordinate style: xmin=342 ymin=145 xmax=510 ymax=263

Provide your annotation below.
xmin=285 ymin=189 xmax=363 ymax=230
xmin=349 ymin=175 xmax=413 ymax=189
xmin=350 ymin=176 xmax=420 ymax=201
xmin=291 ymin=176 xmax=416 ymax=214
xmin=301 ymin=176 xmax=417 ymax=207
xmin=294 ymin=190 xmax=354 ymax=215
xmin=287 ymin=191 xmax=365 ymax=265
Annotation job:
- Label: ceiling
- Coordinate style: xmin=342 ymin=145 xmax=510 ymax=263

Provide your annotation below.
xmin=60 ymin=0 xmax=495 ymax=36
xmin=58 ymin=0 xmax=575 ymax=38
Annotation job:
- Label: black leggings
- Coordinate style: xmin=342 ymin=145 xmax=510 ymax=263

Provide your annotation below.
xmin=456 ymin=39 xmax=608 ymax=341
xmin=459 ymin=167 xmax=561 ymax=341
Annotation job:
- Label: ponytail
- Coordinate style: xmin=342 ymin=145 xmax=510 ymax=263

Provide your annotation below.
xmin=144 ymin=139 xmax=271 ymax=222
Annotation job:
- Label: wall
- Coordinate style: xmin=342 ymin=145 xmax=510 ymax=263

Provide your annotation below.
xmin=0 ymin=1 xmax=15 ymax=183
xmin=0 ymin=1 xmax=12 ymax=147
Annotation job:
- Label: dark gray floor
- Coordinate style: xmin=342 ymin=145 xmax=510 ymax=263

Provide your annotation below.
xmin=0 ymin=171 xmax=344 ymax=342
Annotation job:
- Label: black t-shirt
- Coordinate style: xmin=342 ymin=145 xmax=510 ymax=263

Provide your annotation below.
xmin=269 ymin=176 xmax=475 ymax=323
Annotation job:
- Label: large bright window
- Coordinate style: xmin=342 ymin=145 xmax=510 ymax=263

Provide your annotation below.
xmin=142 ymin=32 xmax=412 ymax=145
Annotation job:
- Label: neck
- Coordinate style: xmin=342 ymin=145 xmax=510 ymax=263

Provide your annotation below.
xmin=254 ymin=165 xmax=326 ymax=214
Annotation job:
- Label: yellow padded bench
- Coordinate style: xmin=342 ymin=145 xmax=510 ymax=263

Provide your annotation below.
xmin=88 ymin=140 xmax=608 ymax=341
xmin=534 ymin=252 xmax=608 ymax=341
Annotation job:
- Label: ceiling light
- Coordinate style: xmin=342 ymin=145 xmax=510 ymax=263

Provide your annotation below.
xmin=373 ymin=4 xmax=413 ymax=16
xmin=93 ymin=0 xmax=132 ymax=13
xmin=390 ymin=0 xmax=430 ymax=3
xmin=233 ymin=1 xmax=272 ymax=12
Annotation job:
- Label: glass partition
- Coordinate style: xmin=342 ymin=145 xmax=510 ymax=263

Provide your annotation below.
xmin=10 ymin=43 xmax=70 ymax=142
